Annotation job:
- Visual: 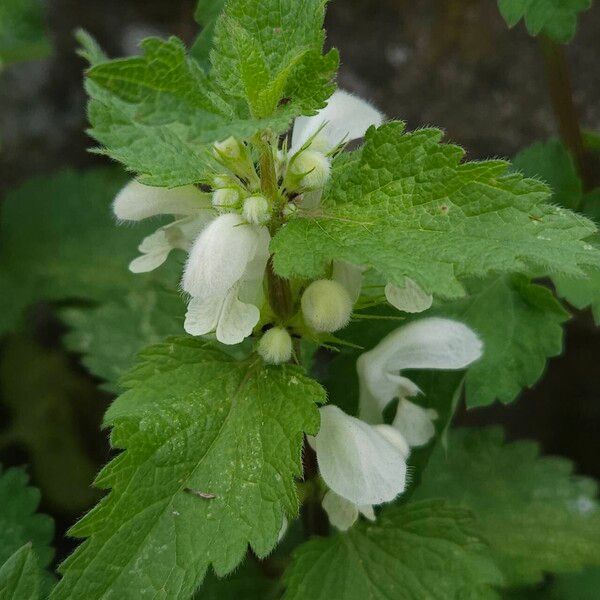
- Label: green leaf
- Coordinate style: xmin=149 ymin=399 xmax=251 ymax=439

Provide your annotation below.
xmin=414 ymin=428 xmax=600 ymax=586
xmin=51 ymin=338 xmax=324 ymax=600
xmin=0 ymin=335 xmax=101 ymax=513
xmin=0 ymin=466 xmax=54 ymax=570
xmin=283 ymin=500 xmax=503 ymax=599
xmin=61 ymin=289 xmax=186 ymax=392
xmin=194 ymin=558 xmax=279 ymax=599
xmin=0 ymin=168 xmax=176 ymax=336
xmin=0 ymin=0 xmax=51 ymax=67
xmin=211 ymin=0 xmax=338 ymax=118
xmin=0 ymin=545 xmax=42 ymax=600
xmin=272 ymin=122 xmax=600 ymax=300
xmin=512 ymin=139 xmax=582 ymax=210
xmin=554 ymin=257 xmax=600 ymax=323
xmin=437 ymin=275 xmax=569 ymax=407
xmin=550 ymin=567 xmax=600 ymax=599
xmin=497 ymin=0 xmax=591 ymax=43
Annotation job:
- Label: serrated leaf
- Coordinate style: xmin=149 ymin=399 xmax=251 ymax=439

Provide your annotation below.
xmin=0 ymin=544 xmax=42 ymax=600
xmin=283 ymin=500 xmax=503 ymax=600
xmin=61 ymin=289 xmax=186 ymax=392
xmin=0 ymin=0 xmax=51 ymax=67
xmin=0 ymin=466 xmax=54 ymax=570
xmin=0 ymin=168 xmax=176 ymax=336
xmin=497 ymin=0 xmax=591 ymax=43
xmin=272 ymin=122 xmax=600 ymax=300
xmin=211 ymin=0 xmax=337 ymax=118
xmin=512 ymin=139 xmax=582 ymax=210
xmin=511 ymin=139 xmax=600 ymax=324
xmin=414 ymin=427 xmax=600 ymax=586
xmin=51 ymin=338 xmax=324 ymax=600
xmin=0 ymin=466 xmax=54 ymax=596
xmin=0 ymin=336 xmax=101 ymax=513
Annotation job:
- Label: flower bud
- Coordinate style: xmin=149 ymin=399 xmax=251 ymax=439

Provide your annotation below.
xmin=213 ymin=136 xmax=242 ymax=160
xmin=243 ymin=195 xmax=269 ymax=225
xmin=301 ymin=279 xmax=353 ymax=333
xmin=212 ymin=187 xmax=239 ymax=208
xmin=290 ymin=150 xmax=331 ymax=190
xmin=283 ymin=202 xmax=298 ymax=218
xmin=258 ymin=327 xmax=293 ymax=364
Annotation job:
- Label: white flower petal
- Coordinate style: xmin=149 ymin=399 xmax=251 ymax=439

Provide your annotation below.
xmin=113 ymin=180 xmax=209 ymax=221
xmin=333 ymin=260 xmax=364 ymax=304
xmin=299 ymin=190 xmax=324 ymax=210
xmin=215 ymin=286 xmax=260 ymax=345
xmin=312 ymin=405 xmax=408 ymax=506
xmin=291 ymin=89 xmax=384 ymax=154
xmin=184 ymin=295 xmax=224 ymax=337
xmin=359 ymin=504 xmax=376 ymax=521
xmin=385 ymin=278 xmax=433 ymax=313
xmin=322 ymin=490 xmax=359 ymax=531
xmin=129 ymin=250 xmax=170 ymax=273
xmin=182 ymin=213 xmax=264 ymax=299
xmin=373 ymin=317 xmax=483 ymax=373
xmin=357 ymin=318 xmax=481 ymax=423
xmin=391 ymin=399 xmax=438 ymax=447
xmin=373 ymin=424 xmax=411 ymax=458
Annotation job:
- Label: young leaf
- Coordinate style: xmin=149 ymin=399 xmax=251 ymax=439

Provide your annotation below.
xmin=61 ymin=289 xmax=186 ymax=392
xmin=51 ymin=338 xmax=324 ymax=600
xmin=0 ymin=544 xmax=42 ymax=600
xmin=272 ymin=122 xmax=600 ymax=300
xmin=414 ymin=428 xmax=600 ymax=587
xmin=211 ymin=0 xmax=338 ymax=118
xmin=0 ymin=0 xmax=51 ymax=67
xmin=0 ymin=336 xmax=101 ymax=513
xmin=0 ymin=169 xmax=176 ymax=336
xmin=0 ymin=466 xmax=54 ymax=570
xmin=283 ymin=500 xmax=503 ymax=599
xmin=512 ymin=139 xmax=582 ymax=210
xmin=497 ymin=0 xmax=591 ymax=43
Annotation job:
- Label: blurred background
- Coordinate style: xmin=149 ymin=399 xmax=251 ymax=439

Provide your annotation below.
xmin=1 ymin=0 xmax=599 ymax=564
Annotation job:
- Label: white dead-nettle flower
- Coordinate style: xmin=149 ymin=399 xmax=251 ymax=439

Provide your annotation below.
xmin=182 ymin=213 xmax=270 ymax=345
xmin=112 ymin=179 xmax=270 ymax=345
xmin=309 ymin=405 xmax=410 ymax=531
xmin=258 ymin=326 xmax=293 ymax=365
xmin=288 ymin=89 xmax=384 ymax=209
xmin=357 ymin=317 xmax=483 ymax=447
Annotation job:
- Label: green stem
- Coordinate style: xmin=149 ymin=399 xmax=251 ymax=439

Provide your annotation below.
xmin=539 ymin=36 xmax=596 ymax=192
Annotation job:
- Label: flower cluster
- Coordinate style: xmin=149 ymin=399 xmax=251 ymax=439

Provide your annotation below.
xmin=113 ymin=89 xmax=483 ymax=531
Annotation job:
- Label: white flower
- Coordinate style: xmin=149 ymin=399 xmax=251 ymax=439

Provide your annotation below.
xmin=357 ymin=317 xmax=483 ymax=446
xmin=182 ymin=213 xmax=270 ymax=345
xmin=289 ymin=89 xmax=384 ymax=210
xmin=290 ymin=89 xmax=384 ymax=157
xmin=322 ymin=490 xmax=375 ymax=532
xmin=113 ymin=179 xmax=214 ymax=272
xmin=310 ymin=405 xmax=410 ymax=529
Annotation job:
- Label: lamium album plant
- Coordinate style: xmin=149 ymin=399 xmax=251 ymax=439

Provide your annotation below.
xmin=1 ymin=0 xmax=600 ymax=598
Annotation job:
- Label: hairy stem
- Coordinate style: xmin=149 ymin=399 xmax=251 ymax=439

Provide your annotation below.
xmin=539 ymin=36 xmax=596 ymax=192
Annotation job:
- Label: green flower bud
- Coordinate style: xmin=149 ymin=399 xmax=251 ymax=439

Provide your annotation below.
xmin=213 ymin=136 xmax=242 ymax=160
xmin=290 ymin=150 xmax=331 ymax=190
xmin=212 ymin=187 xmax=239 ymax=208
xmin=258 ymin=327 xmax=293 ymax=364
xmin=301 ymin=279 xmax=353 ymax=333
